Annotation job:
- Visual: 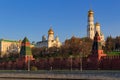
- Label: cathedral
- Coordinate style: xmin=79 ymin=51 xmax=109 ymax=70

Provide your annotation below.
xmin=87 ymin=9 xmax=104 ymax=42
xmin=35 ymin=28 xmax=61 ymax=48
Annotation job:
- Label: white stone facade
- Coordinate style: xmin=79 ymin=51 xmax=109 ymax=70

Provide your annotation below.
xmin=36 ymin=28 xmax=61 ymax=48
xmin=95 ymin=22 xmax=105 ymax=41
xmin=87 ymin=10 xmax=95 ymax=40
xmin=0 ymin=39 xmax=34 ymax=57
xmin=0 ymin=39 xmax=21 ymax=57
xmin=87 ymin=10 xmax=105 ymax=41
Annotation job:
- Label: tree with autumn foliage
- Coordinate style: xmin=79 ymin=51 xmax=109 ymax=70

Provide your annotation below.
xmin=60 ymin=36 xmax=93 ymax=57
xmin=81 ymin=37 xmax=93 ymax=56
xmin=60 ymin=36 xmax=81 ymax=56
xmin=105 ymin=36 xmax=115 ymax=52
xmin=104 ymin=36 xmax=120 ymax=53
xmin=115 ymin=36 xmax=120 ymax=51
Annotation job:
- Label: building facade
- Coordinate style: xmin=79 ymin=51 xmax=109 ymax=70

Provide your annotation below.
xmin=0 ymin=39 xmax=21 ymax=56
xmin=0 ymin=39 xmax=34 ymax=57
xmin=87 ymin=10 xmax=104 ymax=42
xmin=36 ymin=28 xmax=61 ymax=48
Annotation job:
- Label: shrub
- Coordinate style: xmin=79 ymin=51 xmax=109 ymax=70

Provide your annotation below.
xmin=31 ymin=66 xmax=38 ymax=71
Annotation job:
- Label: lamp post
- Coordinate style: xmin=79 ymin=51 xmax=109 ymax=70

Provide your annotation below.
xmin=28 ymin=56 xmax=30 ymax=71
xmin=80 ymin=52 xmax=82 ymax=72
xmin=70 ymin=55 xmax=73 ymax=71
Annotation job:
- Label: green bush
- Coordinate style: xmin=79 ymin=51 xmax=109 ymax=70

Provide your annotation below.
xmin=31 ymin=66 xmax=38 ymax=71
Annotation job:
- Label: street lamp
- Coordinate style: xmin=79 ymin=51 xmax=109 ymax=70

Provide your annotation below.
xmin=28 ymin=56 xmax=30 ymax=71
xmin=70 ymin=55 xmax=73 ymax=71
xmin=80 ymin=52 xmax=82 ymax=71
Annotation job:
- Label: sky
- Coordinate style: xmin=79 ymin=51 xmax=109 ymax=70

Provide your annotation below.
xmin=0 ymin=0 xmax=120 ymax=42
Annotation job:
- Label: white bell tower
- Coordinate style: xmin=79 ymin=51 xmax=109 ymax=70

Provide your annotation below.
xmin=87 ymin=10 xmax=95 ymax=40
xmin=95 ymin=22 xmax=101 ymax=35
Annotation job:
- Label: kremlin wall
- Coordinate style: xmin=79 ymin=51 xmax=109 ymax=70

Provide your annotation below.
xmin=0 ymin=10 xmax=120 ymax=70
xmin=0 ymin=31 xmax=119 ymax=70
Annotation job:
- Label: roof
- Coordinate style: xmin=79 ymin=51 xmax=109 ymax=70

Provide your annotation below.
xmin=95 ymin=22 xmax=100 ymax=26
xmin=22 ymin=37 xmax=30 ymax=43
xmin=88 ymin=9 xmax=94 ymax=13
xmin=48 ymin=28 xmax=54 ymax=34
xmin=20 ymin=37 xmax=32 ymax=56
xmin=0 ymin=39 xmax=20 ymax=43
xmin=95 ymin=31 xmax=99 ymax=37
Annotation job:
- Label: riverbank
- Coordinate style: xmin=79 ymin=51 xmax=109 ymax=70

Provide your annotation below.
xmin=0 ymin=70 xmax=119 ymax=80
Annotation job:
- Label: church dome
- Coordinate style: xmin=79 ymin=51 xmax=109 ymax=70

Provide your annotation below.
xmin=42 ymin=35 xmax=46 ymax=41
xmin=88 ymin=9 xmax=94 ymax=13
xmin=55 ymin=36 xmax=59 ymax=41
xmin=95 ymin=22 xmax=100 ymax=26
xmin=48 ymin=28 xmax=54 ymax=34
xmin=88 ymin=9 xmax=94 ymax=16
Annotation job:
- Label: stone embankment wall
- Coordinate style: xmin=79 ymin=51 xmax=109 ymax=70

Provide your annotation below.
xmin=0 ymin=71 xmax=120 ymax=80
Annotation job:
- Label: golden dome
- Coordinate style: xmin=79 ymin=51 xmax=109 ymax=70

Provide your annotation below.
xmin=88 ymin=9 xmax=94 ymax=13
xmin=48 ymin=28 xmax=54 ymax=34
xmin=95 ymin=22 xmax=100 ymax=26
xmin=88 ymin=9 xmax=94 ymax=16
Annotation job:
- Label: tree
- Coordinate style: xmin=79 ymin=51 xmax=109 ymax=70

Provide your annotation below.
xmin=81 ymin=37 xmax=93 ymax=56
xmin=115 ymin=36 xmax=120 ymax=51
xmin=8 ymin=52 xmax=19 ymax=61
xmin=60 ymin=36 xmax=93 ymax=57
xmin=105 ymin=36 xmax=115 ymax=52
xmin=32 ymin=47 xmax=43 ymax=58
xmin=62 ymin=36 xmax=82 ymax=56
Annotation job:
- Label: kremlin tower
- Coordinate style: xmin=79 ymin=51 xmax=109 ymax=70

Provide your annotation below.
xmin=20 ymin=37 xmax=34 ymax=62
xmin=89 ymin=31 xmax=106 ymax=61
xmin=87 ymin=10 xmax=105 ymax=42
xmin=87 ymin=31 xmax=106 ymax=69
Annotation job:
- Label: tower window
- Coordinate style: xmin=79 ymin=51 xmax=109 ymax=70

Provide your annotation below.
xmin=91 ymin=28 xmax=92 ymax=30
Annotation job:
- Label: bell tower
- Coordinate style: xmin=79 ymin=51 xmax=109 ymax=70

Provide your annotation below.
xmin=95 ymin=22 xmax=101 ymax=36
xmin=87 ymin=9 xmax=95 ymax=40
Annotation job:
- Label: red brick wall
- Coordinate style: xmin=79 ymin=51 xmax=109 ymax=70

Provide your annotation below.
xmin=0 ymin=56 xmax=120 ymax=70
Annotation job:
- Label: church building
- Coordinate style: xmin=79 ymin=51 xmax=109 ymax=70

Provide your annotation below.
xmin=36 ymin=28 xmax=61 ymax=48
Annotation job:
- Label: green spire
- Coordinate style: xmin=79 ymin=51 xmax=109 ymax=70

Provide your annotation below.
xmin=22 ymin=37 xmax=30 ymax=42
xmin=20 ymin=37 xmax=32 ymax=56
xmin=92 ymin=32 xmax=103 ymax=52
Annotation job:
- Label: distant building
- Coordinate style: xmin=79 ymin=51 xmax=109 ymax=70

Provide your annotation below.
xmin=0 ymin=39 xmax=21 ymax=56
xmin=87 ymin=9 xmax=104 ymax=42
xmin=36 ymin=28 xmax=61 ymax=48
xmin=0 ymin=39 xmax=34 ymax=57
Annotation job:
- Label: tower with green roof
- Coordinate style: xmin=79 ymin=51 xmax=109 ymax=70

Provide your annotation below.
xmin=20 ymin=37 xmax=34 ymax=62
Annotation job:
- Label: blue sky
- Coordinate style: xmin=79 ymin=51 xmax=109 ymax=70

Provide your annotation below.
xmin=0 ymin=0 xmax=120 ymax=42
